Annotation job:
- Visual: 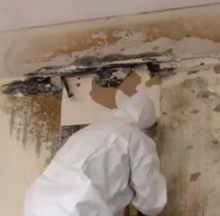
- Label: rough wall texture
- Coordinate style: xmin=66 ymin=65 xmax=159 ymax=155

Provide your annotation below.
xmin=1 ymin=4 xmax=220 ymax=216
xmin=159 ymin=67 xmax=220 ymax=216
xmin=1 ymin=4 xmax=220 ymax=79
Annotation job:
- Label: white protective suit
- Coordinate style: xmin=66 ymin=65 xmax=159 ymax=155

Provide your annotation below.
xmin=24 ymin=93 xmax=167 ymax=216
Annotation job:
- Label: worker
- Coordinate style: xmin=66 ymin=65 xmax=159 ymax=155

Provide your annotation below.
xmin=24 ymin=92 xmax=167 ymax=216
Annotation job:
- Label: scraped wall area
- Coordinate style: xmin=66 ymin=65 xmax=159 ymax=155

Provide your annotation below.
xmin=1 ymin=4 xmax=220 ymax=216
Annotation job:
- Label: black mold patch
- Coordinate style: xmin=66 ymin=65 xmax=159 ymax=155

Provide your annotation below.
xmin=95 ymin=69 xmax=131 ymax=88
xmin=146 ymin=63 xmax=160 ymax=76
xmin=1 ymin=77 xmax=61 ymax=96
xmin=73 ymin=52 xmax=167 ymax=66
xmin=25 ymin=50 xmax=174 ymax=78
xmin=61 ymin=125 xmax=88 ymax=145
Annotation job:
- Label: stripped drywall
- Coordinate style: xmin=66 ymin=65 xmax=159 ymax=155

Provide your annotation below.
xmin=1 ymin=4 xmax=220 ymax=216
xmin=1 ymin=4 xmax=220 ymax=79
xmin=2 ymin=0 xmax=220 ymax=32
xmin=61 ymin=68 xmax=161 ymax=125
xmin=0 ymin=77 xmax=62 ymax=163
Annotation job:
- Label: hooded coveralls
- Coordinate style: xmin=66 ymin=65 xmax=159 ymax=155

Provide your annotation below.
xmin=24 ymin=93 xmax=167 ymax=216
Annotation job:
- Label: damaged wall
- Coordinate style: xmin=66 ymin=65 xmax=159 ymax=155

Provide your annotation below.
xmin=1 ymin=3 xmax=220 ymax=216
xmin=1 ymin=4 xmax=220 ymax=79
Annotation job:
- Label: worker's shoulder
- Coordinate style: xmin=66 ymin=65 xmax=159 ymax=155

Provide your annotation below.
xmin=96 ymin=118 xmax=137 ymax=133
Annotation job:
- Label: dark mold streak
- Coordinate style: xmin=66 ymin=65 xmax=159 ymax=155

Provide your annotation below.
xmin=73 ymin=51 xmax=171 ymax=66
xmin=10 ymin=106 xmax=15 ymax=137
xmin=22 ymin=113 xmax=28 ymax=148
xmin=1 ymin=77 xmax=62 ymax=97
xmin=1 ymin=52 xmax=176 ymax=98
xmin=35 ymin=127 xmax=42 ymax=156
xmin=25 ymin=50 xmax=174 ymax=78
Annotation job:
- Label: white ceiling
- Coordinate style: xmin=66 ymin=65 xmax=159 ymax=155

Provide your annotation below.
xmin=1 ymin=0 xmax=220 ymax=32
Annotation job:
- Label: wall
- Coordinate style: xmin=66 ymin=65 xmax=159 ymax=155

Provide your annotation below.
xmin=1 ymin=0 xmax=220 ymax=32
xmin=1 ymin=4 xmax=220 ymax=216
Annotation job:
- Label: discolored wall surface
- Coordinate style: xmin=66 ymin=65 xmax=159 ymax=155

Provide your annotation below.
xmin=61 ymin=68 xmax=161 ymax=125
xmin=1 ymin=4 xmax=220 ymax=79
xmin=1 ymin=4 xmax=220 ymax=216
xmin=158 ymin=66 xmax=220 ymax=216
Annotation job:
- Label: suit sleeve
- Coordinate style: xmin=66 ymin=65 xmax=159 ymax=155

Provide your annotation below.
xmin=129 ymin=133 xmax=167 ymax=216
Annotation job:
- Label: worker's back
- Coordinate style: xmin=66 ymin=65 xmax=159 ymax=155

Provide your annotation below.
xmin=24 ymin=93 xmax=167 ymax=216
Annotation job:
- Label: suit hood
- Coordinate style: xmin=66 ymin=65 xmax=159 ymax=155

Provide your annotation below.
xmin=115 ymin=93 xmax=157 ymax=130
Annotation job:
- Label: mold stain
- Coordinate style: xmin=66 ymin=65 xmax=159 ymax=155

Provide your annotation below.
xmin=13 ymin=15 xmax=220 ymax=63
xmin=10 ymin=106 xmax=15 ymax=136
xmin=190 ymin=172 xmax=201 ymax=182
xmin=0 ymin=77 xmax=62 ymax=159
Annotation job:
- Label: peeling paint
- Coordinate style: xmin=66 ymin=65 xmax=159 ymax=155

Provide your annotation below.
xmin=119 ymin=72 xmax=141 ymax=96
xmin=190 ymin=172 xmax=201 ymax=182
xmin=90 ymin=79 xmax=117 ymax=109
xmin=35 ymin=127 xmax=42 ymax=156
xmin=159 ymin=68 xmax=220 ymax=216
xmin=145 ymin=75 xmax=161 ymax=87
xmin=9 ymin=106 xmax=15 ymax=136
xmin=22 ymin=113 xmax=28 ymax=148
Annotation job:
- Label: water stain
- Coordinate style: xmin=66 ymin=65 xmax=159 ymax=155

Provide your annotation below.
xmin=146 ymin=75 xmax=161 ymax=87
xmin=13 ymin=15 xmax=220 ymax=63
xmin=35 ymin=127 xmax=42 ymax=156
xmin=190 ymin=172 xmax=201 ymax=182
xmin=22 ymin=113 xmax=28 ymax=148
